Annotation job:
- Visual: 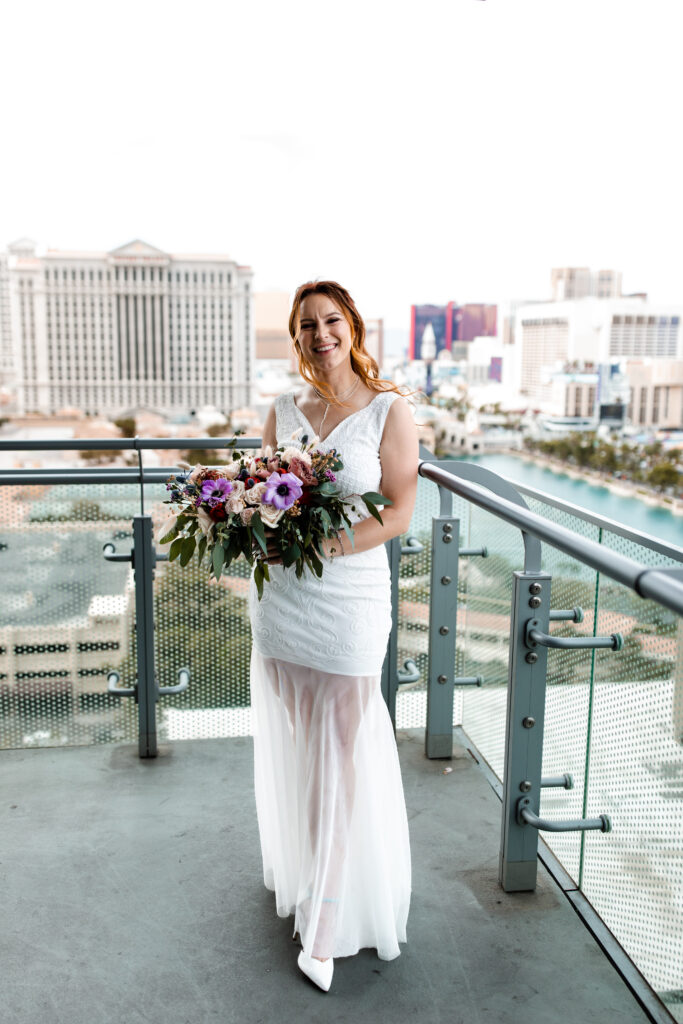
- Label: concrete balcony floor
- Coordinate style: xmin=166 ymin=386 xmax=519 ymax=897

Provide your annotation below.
xmin=2 ymin=729 xmax=650 ymax=1024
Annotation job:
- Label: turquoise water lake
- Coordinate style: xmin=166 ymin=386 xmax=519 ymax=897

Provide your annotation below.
xmin=449 ymin=453 xmax=682 ymax=551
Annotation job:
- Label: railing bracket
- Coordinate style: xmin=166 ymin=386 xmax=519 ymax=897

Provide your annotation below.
xmin=516 ymin=796 xmax=611 ymax=833
xmin=525 ymin=618 xmax=623 ymax=652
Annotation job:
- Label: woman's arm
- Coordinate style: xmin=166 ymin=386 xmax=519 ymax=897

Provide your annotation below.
xmin=321 ymin=396 xmax=419 ymax=558
xmin=261 ymin=402 xmax=277 ymax=451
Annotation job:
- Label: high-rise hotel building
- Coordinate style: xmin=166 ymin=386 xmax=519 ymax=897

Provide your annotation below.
xmin=1 ymin=238 xmax=254 ymax=417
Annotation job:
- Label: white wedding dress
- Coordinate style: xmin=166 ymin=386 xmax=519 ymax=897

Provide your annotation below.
xmin=248 ymin=389 xmax=411 ymax=961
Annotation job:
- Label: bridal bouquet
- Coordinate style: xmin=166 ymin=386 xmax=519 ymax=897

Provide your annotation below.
xmin=159 ymin=435 xmax=390 ymax=598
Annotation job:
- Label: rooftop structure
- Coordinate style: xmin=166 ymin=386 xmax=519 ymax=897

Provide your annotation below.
xmin=0 ymin=435 xmax=682 ymax=1022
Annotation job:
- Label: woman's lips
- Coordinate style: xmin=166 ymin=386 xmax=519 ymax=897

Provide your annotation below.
xmin=314 ymin=343 xmax=337 ymax=353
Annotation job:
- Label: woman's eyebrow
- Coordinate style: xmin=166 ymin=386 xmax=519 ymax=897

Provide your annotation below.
xmin=300 ymin=312 xmax=339 ymax=322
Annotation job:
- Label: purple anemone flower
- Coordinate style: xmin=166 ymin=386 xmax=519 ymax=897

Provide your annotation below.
xmin=200 ymin=477 xmax=233 ymax=506
xmin=262 ymin=471 xmax=303 ymax=510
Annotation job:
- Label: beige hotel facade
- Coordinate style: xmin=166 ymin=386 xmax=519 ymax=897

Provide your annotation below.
xmin=1 ymin=238 xmax=255 ymax=418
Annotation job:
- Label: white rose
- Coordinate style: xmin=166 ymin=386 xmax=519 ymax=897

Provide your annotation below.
xmin=226 ymin=494 xmax=246 ymax=513
xmin=259 ymin=503 xmax=285 ymax=528
xmin=228 ymin=479 xmax=245 ymax=499
xmin=280 ymin=445 xmax=312 ymax=466
xmin=244 ymin=481 xmax=268 ymax=505
xmin=219 ymin=460 xmax=242 ymax=480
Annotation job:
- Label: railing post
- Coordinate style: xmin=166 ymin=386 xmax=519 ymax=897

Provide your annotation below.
xmin=381 ymin=536 xmax=401 ymax=726
xmin=132 ymin=514 xmax=158 ymax=758
xmin=425 ymin=514 xmax=460 ymax=758
xmin=499 ymin=569 xmax=552 ymax=891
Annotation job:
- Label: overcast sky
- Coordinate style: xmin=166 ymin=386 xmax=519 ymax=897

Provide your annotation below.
xmin=1 ymin=0 xmax=681 ymax=328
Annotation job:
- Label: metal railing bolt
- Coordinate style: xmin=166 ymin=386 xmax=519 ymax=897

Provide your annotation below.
xmin=443 ymin=534 xmax=452 ymax=543
xmin=529 ymin=596 xmax=542 ymax=608
xmin=439 ymin=625 xmax=449 ymax=635
xmin=522 ymin=716 xmax=536 ymax=729
xmin=520 ymin=780 xmax=532 ymax=792
xmin=441 ymin=575 xmax=452 ymax=585
xmin=525 ymin=651 xmax=538 ymax=664
xmin=529 ymin=582 xmax=543 ymax=595
xmin=437 ymin=674 xmax=448 ymax=685
xmin=442 ymin=523 xmax=453 ymax=533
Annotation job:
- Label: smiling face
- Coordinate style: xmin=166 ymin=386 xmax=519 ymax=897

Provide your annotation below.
xmin=297 ymin=293 xmax=354 ymax=375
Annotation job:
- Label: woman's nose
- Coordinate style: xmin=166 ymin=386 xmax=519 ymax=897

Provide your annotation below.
xmin=314 ymin=321 xmax=328 ymax=340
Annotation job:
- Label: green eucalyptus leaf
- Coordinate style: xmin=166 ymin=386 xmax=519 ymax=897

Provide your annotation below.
xmin=179 ymin=535 xmax=196 ymax=567
xmin=254 ymin=561 xmax=264 ymax=599
xmin=361 ymin=491 xmax=392 ymax=506
xmin=158 ymin=524 xmax=179 ymax=545
xmin=168 ymin=536 xmax=184 ymax=562
xmin=363 ymin=498 xmax=384 ymax=525
xmin=251 ymin=512 xmax=268 ymax=556
xmin=212 ymin=542 xmax=225 ymax=580
xmin=342 ymin=521 xmax=356 ymax=549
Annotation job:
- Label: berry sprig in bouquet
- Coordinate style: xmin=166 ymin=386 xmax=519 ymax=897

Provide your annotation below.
xmin=160 ymin=435 xmax=390 ymax=598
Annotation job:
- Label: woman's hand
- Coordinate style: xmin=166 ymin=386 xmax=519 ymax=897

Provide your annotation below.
xmin=252 ymin=527 xmax=282 ymax=566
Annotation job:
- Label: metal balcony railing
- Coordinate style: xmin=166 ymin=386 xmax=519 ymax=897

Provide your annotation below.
xmin=1 ymin=434 xmax=682 ymax=1022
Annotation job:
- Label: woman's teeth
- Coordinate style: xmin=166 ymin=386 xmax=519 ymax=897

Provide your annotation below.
xmin=315 ymin=343 xmax=336 ymax=353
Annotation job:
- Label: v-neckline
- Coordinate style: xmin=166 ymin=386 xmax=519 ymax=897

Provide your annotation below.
xmin=291 ymin=391 xmax=381 ymax=445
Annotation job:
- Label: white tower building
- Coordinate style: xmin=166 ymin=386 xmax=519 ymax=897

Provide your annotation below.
xmin=5 ymin=238 xmax=254 ymax=418
xmin=516 ymin=297 xmax=683 ymax=409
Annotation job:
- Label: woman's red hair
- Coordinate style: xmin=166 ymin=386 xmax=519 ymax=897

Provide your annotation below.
xmin=288 ymin=280 xmax=404 ymax=406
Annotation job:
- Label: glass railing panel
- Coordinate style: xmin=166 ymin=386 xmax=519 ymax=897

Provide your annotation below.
xmin=0 ymin=481 xmax=140 ymax=749
xmin=395 ymin=475 xmax=470 ymax=730
xmin=459 ymin=505 xmax=521 ymax=777
xmin=522 ymin=497 xmax=603 ymax=882
xmin=143 ymin=484 xmax=253 ymax=741
xmin=580 ymin=530 xmax=683 ymax=1018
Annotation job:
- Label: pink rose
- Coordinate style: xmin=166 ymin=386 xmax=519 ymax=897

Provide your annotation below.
xmin=240 ymin=507 xmax=255 ymax=526
xmin=289 ymin=454 xmax=318 ymax=486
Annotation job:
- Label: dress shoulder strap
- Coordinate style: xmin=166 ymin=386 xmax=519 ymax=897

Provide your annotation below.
xmin=367 ymin=389 xmax=401 ymax=444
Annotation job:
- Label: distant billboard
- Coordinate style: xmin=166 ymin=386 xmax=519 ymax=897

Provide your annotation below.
xmin=410 ymin=302 xmax=497 ymax=359
xmin=410 ymin=305 xmax=448 ymax=360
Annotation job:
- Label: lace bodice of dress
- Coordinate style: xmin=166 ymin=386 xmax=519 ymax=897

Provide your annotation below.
xmin=274 ymin=390 xmax=399 ymax=523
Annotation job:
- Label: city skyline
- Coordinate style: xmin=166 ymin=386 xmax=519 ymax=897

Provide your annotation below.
xmin=1 ymin=0 xmax=681 ymax=330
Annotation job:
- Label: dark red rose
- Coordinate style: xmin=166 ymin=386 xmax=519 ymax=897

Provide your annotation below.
xmin=208 ymin=504 xmax=228 ymax=521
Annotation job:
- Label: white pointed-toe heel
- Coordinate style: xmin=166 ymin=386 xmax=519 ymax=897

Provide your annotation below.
xmin=297 ymin=950 xmax=334 ymax=992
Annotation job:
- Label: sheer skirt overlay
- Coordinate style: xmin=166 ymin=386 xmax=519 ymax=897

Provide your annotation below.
xmin=251 ymin=651 xmax=411 ymax=960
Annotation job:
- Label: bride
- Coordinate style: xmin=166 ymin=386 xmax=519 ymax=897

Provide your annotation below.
xmin=248 ymin=280 xmax=418 ymax=992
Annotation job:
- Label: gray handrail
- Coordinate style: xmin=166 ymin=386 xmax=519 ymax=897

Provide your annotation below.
xmin=419 ymin=461 xmax=683 ymax=617
xmin=0 ymin=436 xmax=262 ymax=451
xmin=421 ymin=447 xmax=683 ymax=562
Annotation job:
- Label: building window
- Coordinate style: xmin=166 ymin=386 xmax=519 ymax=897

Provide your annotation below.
xmin=639 ymin=388 xmax=647 ymax=424
xmin=652 ymin=386 xmax=661 ymax=424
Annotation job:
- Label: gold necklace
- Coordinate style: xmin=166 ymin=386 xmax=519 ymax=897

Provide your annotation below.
xmin=313 ymin=376 xmax=361 ymax=437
